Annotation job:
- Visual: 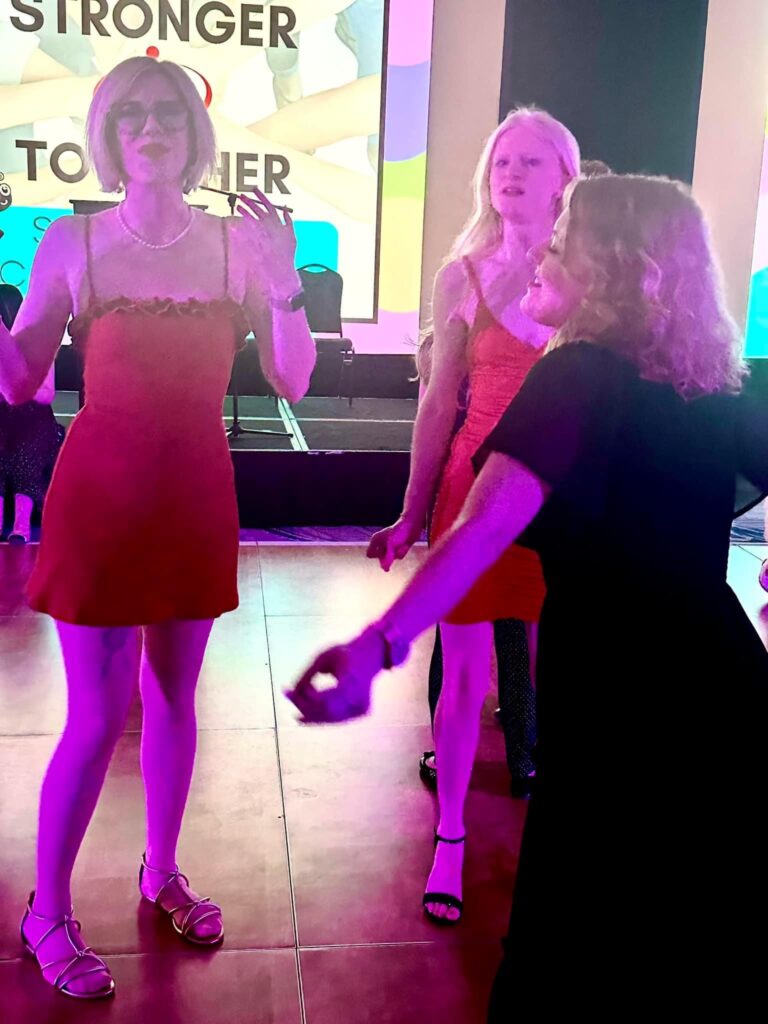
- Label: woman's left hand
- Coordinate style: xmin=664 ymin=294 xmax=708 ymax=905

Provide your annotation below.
xmin=285 ymin=628 xmax=387 ymax=724
xmin=236 ymin=186 xmax=298 ymax=293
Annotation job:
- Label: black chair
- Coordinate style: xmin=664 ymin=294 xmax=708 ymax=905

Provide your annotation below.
xmin=298 ymin=264 xmax=355 ymax=403
xmin=55 ymin=344 xmax=85 ymax=409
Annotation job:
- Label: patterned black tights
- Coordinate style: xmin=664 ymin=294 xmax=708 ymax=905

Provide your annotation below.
xmin=427 ymin=619 xmax=536 ymax=778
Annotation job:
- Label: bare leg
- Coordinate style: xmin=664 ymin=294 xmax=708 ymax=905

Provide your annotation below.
xmin=429 ymin=619 xmax=536 ymax=781
xmin=140 ymin=618 xmax=213 ymax=869
xmin=11 ymin=493 xmax=34 ymax=542
xmin=138 ymin=618 xmax=222 ymax=943
xmin=23 ymin=623 xmax=140 ymax=995
xmin=425 ymin=621 xmax=493 ymax=922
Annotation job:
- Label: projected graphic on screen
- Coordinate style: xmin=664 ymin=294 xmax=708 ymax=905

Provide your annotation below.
xmin=0 ymin=0 xmax=434 ymax=354
xmin=746 ymin=109 xmax=768 ymax=357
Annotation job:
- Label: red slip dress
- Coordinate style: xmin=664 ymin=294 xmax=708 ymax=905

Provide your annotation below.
xmin=27 ymin=217 xmax=248 ymax=626
xmin=430 ymin=258 xmax=547 ymax=625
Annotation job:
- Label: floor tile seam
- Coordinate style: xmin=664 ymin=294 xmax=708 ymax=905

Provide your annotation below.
xmin=259 ymin=564 xmax=308 ymax=1024
xmin=0 ymin=937 xmax=504 ymax=965
xmin=296 ymin=938 xmax=502 ymax=951
xmin=0 ymin=944 xmax=299 ymax=965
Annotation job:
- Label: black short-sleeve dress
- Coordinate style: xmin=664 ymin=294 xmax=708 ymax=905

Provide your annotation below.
xmin=478 ymin=342 xmax=768 ymax=1013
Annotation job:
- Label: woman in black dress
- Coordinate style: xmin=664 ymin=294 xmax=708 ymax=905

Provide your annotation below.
xmin=288 ymin=174 xmax=768 ymax=1015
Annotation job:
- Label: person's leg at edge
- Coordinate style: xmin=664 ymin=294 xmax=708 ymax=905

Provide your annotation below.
xmin=425 ymin=621 xmax=493 ymax=921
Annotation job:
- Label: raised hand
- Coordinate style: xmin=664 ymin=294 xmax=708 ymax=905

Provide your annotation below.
xmin=236 ymin=186 xmax=298 ymax=293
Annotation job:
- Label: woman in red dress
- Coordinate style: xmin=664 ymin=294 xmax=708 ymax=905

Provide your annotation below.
xmin=367 ymin=109 xmax=579 ymax=923
xmin=0 ymin=56 xmax=315 ymax=999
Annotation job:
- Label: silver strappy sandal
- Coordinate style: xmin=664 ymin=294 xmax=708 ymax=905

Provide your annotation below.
xmin=20 ymin=892 xmax=115 ymax=999
xmin=139 ymin=853 xmax=224 ymax=946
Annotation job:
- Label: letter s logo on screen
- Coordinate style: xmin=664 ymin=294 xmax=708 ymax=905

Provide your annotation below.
xmin=0 ymin=173 xmax=12 ymax=212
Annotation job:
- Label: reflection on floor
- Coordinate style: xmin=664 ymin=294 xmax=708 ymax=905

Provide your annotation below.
xmin=1 ymin=543 xmax=766 ymax=1021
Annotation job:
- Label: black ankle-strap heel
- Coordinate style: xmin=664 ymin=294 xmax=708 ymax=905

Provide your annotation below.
xmin=423 ymin=833 xmax=466 ymax=925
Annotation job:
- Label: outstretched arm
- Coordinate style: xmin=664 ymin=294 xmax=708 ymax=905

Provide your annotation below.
xmin=287 ymin=453 xmax=549 ymax=722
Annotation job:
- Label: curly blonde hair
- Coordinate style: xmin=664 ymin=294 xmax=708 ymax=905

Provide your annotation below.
xmin=550 ymin=174 xmax=746 ymax=398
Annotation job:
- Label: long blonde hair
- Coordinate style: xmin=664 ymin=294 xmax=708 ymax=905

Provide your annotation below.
xmin=417 ymin=107 xmax=580 ymax=383
xmin=450 ymin=107 xmax=580 ymax=262
xmin=550 ymin=174 xmax=746 ymax=398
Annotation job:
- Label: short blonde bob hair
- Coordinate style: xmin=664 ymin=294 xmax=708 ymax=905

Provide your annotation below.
xmin=86 ymin=56 xmax=218 ymax=194
xmin=550 ymin=174 xmax=746 ymax=398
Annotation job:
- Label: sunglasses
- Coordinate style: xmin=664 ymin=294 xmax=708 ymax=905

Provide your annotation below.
xmin=110 ymin=100 xmax=189 ymax=135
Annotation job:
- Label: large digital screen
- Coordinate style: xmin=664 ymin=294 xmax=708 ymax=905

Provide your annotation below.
xmin=0 ymin=0 xmax=434 ymax=353
xmin=746 ymin=108 xmax=768 ymax=357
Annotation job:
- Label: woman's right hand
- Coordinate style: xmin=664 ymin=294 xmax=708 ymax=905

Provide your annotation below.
xmin=367 ymin=516 xmax=423 ymax=572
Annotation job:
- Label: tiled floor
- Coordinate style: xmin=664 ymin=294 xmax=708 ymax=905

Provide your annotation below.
xmin=1 ymin=542 xmax=766 ymax=1023
xmin=0 ymin=545 xmax=519 ymax=1023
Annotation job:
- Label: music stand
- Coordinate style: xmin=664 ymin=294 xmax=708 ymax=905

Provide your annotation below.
xmin=226 ymin=347 xmax=290 ymax=439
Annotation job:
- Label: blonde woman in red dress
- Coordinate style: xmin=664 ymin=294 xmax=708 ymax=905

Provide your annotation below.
xmin=0 ymin=56 xmax=315 ymax=1000
xmin=368 ymin=109 xmax=579 ymax=923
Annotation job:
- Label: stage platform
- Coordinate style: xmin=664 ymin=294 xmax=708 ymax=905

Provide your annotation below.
xmin=49 ymin=393 xmax=768 ymax=537
xmin=52 ymin=392 xmax=417 ymax=527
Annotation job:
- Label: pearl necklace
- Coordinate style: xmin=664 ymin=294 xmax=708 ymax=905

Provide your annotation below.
xmin=117 ymin=202 xmax=196 ymax=250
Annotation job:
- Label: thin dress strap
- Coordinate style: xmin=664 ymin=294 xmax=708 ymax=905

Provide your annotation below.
xmin=462 ymin=256 xmax=483 ymax=301
xmin=84 ymin=214 xmax=97 ymax=303
xmin=221 ymin=216 xmax=230 ymax=298
xmin=461 ymin=256 xmax=489 ymax=332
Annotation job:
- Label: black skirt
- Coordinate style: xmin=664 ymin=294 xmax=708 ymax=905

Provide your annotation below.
xmin=0 ymin=400 xmax=61 ymax=502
